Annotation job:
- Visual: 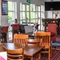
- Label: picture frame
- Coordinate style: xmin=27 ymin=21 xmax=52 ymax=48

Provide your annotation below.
xmin=1 ymin=0 xmax=8 ymax=15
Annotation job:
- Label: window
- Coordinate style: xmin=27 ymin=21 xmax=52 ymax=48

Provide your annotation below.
xmin=8 ymin=1 xmax=17 ymax=31
xmin=20 ymin=3 xmax=41 ymax=24
xmin=8 ymin=1 xmax=17 ymax=41
xmin=20 ymin=3 xmax=45 ymax=31
xmin=40 ymin=5 xmax=45 ymax=31
xmin=8 ymin=2 xmax=17 ymax=21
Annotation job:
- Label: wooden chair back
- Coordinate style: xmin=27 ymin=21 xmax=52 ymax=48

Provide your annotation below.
xmin=35 ymin=32 xmax=51 ymax=60
xmin=3 ymin=46 xmax=24 ymax=60
xmin=14 ymin=34 xmax=28 ymax=46
xmin=35 ymin=32 xmax=51 ymax=48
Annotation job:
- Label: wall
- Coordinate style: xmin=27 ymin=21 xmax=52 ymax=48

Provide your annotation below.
xmin=0 ymin=0 xmax=8 ymax=26
xmin=9 ymin=0 xmax=44 ymax=5
xmin=1 ymin=16 xmax=8 ymax=26
xmin=0 ymin=0 xmax=1 ymax=25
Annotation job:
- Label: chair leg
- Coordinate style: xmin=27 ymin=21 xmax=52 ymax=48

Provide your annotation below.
xmin=48 ymin=53 xmax=50 ymax=60
xmin=50 ymin=46 xmax=52 ymax=56
xmin=38 ymin=53 xmax=41 ymax=60
xmin=48 ymin=49 xmax=51 ymax=60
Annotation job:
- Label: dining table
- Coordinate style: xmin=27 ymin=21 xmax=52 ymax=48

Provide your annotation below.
xmin=0 ymin=43 xmax=44 ymax=60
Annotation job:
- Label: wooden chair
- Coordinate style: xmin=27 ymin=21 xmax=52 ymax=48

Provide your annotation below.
xmin=3 ymin=46 xmax=24 ymax=60
xmin=14 ymin=34 xmax=28 ymax=46
xmin=35 ymin=32 xmax=51 ymax=60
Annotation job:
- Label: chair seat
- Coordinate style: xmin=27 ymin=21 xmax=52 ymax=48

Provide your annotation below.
xmin=42 ymin=43 xmax=50 ymax=48
xmin=51 ymin=41 xmax=60 ymax=47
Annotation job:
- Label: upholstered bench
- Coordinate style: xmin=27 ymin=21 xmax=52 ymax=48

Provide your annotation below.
xmin=51 ymin=41 xmax=60 ymax=47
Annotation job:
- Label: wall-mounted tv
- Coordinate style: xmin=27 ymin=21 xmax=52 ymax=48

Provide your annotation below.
xmin=45 ymin=2 xmax=60 ymax=11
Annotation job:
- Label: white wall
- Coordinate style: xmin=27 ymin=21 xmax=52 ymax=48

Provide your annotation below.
xmin=0 ymin=0 xmax=8 ymax=26
xmin=9 ymin=0 xmax=44 ymax=5
xmin=1 ymin=16 xmax=8 ymax=26
xmin=0 ymin=0 xmax=1 ymax=26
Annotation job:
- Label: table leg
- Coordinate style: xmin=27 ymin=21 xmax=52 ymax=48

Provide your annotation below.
xmin=31 ymin=56 xmax=33 ymax=60
xmin=38 ymin=53 xmax=41 ymax=60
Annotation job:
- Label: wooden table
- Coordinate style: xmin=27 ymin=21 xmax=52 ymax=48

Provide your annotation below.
xmin=0 ymin=43 xmax=43 ymax=60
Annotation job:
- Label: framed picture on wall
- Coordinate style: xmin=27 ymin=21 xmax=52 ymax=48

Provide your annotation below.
xmin=1 ymin=0 xmax=8 ymax=15
xmin=2 ymin=0 xmax=7 ymax=1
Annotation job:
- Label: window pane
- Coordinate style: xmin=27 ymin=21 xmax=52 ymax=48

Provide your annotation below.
xmin=33 ymin=4 xmax=35 ymax=11
xmin=26 ymin=12 xmax=29 ymax=19
xmin=47 ymin=11 xmax=53 ymax=18
xmin=22 ymin=19 xmax=26 ymax=22
xmin=37 ymin=6 xmax=40 ymax=11
xmin=30 ymin=12 xmax=35 ymax=19
xmin=30 ymin=19 xmax=35 ymax=23
xmin=14 ymin=12 xmax=17 ymax=19
xmin=20 ymin=20 xmax=22 ymax=24
xmin=26 ymin=5 xmax=29 ymax=11
xmin=20 ymin=12 xmax=23 ymax=19
xmin=38 ymin=12 xmax=40 ymax=18
xmin=8 ymin=12 xmax=12 ymax=20
xmin=35 ymin=12 xmax=38 ymax=18
xmin=27 ymin=20 xmax=29 ymax=22
xmin=35 ymin=19 xmax=38 ymax=23
xmin=41 ymin=19 xmax=43 ymax=24
xmin=30 ymin=4 xmax=33 ymax=11
xmin=8 ymin=2 xmax=14 ymax=11
xmin=38 ymin=19 xmax=40 ymax=24
xmin=22 ymin=4 xmax=25 ymax=11
xmin=22 ymin=12 xmax=25 ymax=19
xmin=41 ymin=24 xmax=44 ymax=31
xmin=30 ymin=4 xmax=35 ymax=11
xmin=41 ymin=12 xmax=45 ymax=18
xmin=41 ymin=5 xmax=44 ymax=12
xmin=36 ymin=6 xmax=38 ymax=11
xmin=36 ymin=6 xmax=40 ymax=11
xmin=8 ymin=12 xmax=14 ymax=20
xmin=20 ymin=3 xmax=22 ymax=11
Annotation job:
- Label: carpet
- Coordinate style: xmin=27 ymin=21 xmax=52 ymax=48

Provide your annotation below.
xmin=9 ymin=35 xmax=60 ymax=60
xmin=24 ymin=50 xmax=60 ymax=60
xmin=41 ymin=50 xmax=60 ymax=60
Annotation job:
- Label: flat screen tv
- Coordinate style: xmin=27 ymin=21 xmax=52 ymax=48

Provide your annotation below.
xmin=45 ymin=2 xmax=60 ymax=11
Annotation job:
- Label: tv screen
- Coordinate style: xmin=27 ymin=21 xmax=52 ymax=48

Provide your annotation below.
xmin=45 ymin=2 xmax=60 ymax=11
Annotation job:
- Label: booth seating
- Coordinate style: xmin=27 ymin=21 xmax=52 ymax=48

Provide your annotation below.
xmin=48 ymin=23 xmax=57 ymax=41
xmin=11 ymin=24 xmax=20 ymax=40
xmin=1 ymin=26 xmax=8 ymax=43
